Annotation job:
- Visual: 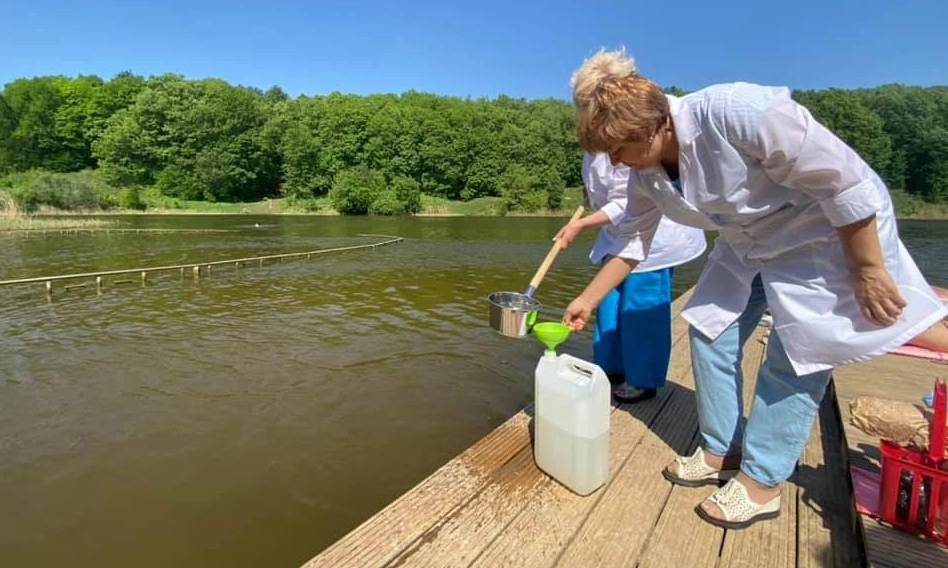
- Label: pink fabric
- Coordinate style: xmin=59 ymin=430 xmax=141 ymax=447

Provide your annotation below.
xmin=851 ymin=466 xmax=881 ymax=517
xmin=890 ymin=287 xmax=947 ymax=360
xmin=890 ymin=344 xmax=948 ymax=362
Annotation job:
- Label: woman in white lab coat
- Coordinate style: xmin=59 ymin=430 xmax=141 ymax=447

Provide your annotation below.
xmin=560 ymin=49 xmax=948 ymax=529
xmin=555 ymin=152 xmax=705 ymax=402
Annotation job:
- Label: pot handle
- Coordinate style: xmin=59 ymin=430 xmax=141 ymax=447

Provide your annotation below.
xmin=524 ymin=205 xmax=584 ymax=297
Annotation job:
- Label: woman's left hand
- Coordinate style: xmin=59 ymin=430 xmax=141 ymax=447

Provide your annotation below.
xmin=563 ymin=296 xmax=595 ymax=331
xmin=852 ymin=265 xmax=907 ymax=326
xmin=553 ymin=221 xmax=583 ymax=249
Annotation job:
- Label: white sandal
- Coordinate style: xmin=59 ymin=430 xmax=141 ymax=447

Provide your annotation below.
xmin=696 ymin=478 xmax=781 ymax=529
xmin=662 ymin=447 xmax=739 ymax=487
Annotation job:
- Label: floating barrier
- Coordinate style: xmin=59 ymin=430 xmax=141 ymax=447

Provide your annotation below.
xmin=0 ymin=234 xmax=403 ymax=300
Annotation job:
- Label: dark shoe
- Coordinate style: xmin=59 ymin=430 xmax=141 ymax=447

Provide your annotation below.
xmin=606 ymin=372 xmax=625 ymax=386
xmin=612 ymin=384 xmax=657 ymax=403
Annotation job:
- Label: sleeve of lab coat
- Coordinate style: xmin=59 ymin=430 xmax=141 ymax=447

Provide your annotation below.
xmin=612 ymin=172 xmax=662 ymax=261
xmin=719 ymin=87 xmax=883 ymax=227
xmin=600 ymin=163 xmax=630 ymax=225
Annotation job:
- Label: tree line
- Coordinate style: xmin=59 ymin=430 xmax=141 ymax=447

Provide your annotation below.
xmin=0 ymin=73 xmax=946 ymax=214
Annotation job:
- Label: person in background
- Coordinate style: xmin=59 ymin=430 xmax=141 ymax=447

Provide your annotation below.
xmin=561 ymin=49 xmax=948 ymax=529
xmin=555 ymin=152 xmax=705 ymax=402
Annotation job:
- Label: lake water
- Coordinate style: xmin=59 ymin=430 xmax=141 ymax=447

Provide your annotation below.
xmin=1 ymin=216 xmax=945 ymax=567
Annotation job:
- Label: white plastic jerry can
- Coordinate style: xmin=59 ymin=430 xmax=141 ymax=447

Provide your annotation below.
xmin=534 ymin=351 xmax=611 ymax=495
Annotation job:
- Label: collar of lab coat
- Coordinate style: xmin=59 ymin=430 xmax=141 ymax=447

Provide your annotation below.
xmin=635 ymin=95 xmax=701 ymax=181
xmin=667 ymin=94 xmax=701 ymax=146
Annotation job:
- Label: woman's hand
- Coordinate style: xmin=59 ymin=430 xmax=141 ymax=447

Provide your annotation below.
xmin=836 ymin=215 xmax=907 ymax=327
xmin=553 ymin=221 xmax=583 ymax=249
xmin=852 ymin=265 xmax=906 ymax=326
xmin=563 ymin=296 xmax=596 ymax=331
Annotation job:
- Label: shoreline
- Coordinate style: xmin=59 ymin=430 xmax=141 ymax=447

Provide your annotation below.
xmin=16 ymin=210 xmax=948 ymax=221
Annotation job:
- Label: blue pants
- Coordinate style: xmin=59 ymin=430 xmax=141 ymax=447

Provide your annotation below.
xmin=593 ymin=268 xmax=673 ymax=390
xmin=690 ymin=275 xmax=832 ymax=486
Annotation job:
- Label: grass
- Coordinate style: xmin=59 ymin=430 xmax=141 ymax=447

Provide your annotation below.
xmin=4 ymin=170 xmax=946 ymax=220
xmin=0 ymin=189 xmax=116 ymax=231
xmin=148 ymin=197 xmax=326 ymax=215
xmin=418 ymin=187 xmax=585 ymax=216
xmin=890 ymin=189 xmax=948 ymax=219
xmin=0 ymin=217 xmax=118 ymax=231
xmin=102 ymin=187 xmax=586 ymax=217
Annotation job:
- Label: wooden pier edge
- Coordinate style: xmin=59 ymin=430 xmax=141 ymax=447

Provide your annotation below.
xmin=300 ymin=287 xmax=948 ymax=567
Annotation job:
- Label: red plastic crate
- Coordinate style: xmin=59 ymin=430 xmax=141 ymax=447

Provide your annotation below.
xmin=878 ymin=380 xmax=948 ymax=545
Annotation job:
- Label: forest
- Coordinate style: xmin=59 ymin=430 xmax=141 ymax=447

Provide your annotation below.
xmin=1 ymin=73 xmax=946 ymax=215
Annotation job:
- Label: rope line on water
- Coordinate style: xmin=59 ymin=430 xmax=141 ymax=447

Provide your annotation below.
xmin=0 ymin=234 xmax=403 ymax=294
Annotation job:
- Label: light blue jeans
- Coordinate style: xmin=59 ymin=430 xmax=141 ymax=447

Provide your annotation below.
xmin=689 ymin=275 xmax=832 ymax=487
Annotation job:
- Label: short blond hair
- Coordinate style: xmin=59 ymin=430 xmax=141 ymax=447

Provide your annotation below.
xmin=571 ymin=49 xmax=669 ymax=153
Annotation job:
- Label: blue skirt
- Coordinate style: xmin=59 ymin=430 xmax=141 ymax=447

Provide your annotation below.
xmin=593 ymin=267 xmax=673 ymax=389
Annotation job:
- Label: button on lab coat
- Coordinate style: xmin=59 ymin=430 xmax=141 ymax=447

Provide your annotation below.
xmin=582 ymin=152 xmax=706 ymax=271
xmin=618 ymin=83 xmax=947 ymax=375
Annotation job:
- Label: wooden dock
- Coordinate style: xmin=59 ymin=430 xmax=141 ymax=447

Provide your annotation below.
xmin=834 ymin=347 xmax=948 ymax=567
xmin=302 ymin=290 xmax=946 ymax=567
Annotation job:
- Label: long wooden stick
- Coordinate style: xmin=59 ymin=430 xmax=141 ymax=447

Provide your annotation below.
xmin=524 ymin=206 xmax=584 ymax=297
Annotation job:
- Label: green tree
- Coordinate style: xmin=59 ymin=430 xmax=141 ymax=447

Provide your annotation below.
xmin=539 ymin=167 xmax=566 ymax=209
xmin=0 ymin=95 xmax=16 ymax=173
xmin=94 ymin=75 xmax=279 ymax=201
xmin=3 ymin=77 xmax=65 ymax=170
xmin=920 ymin=128 xmax=948 ymax=201
xmin=330 ymin=166 xmax=386 ymax=214
xmin=793 ymin=89 xmax=892 ymax=182
xmin=85 ymin=72 xmax=145 ymax=144
xmin=53 ymin=75 xmax=104 ymax=171
xmin=857 ymin=85 xmax=948 ymax=198
xmin=391 ymin=175 xmax=422 ymax=214
xmin=499 ymin=164 xmax=547 ymax=212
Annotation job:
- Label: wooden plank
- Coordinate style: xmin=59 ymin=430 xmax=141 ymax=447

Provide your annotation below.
xmin=470 ymin=384 xmax=688 ymax=568
xmin=381 ymin=293 xmax=697 ymax=567
xmin=717 ymin=482 xmax=797 ymax=568
xmin=383 ymin=449 xmax=546 ymax=568
xmin=637 ymin=472 xmax=723 ymax=568
xmin=834 ymin=353 xmax=940 ymax=474
xmin=553 ymin=385 xmax=699 ymax=567
xmin=635 ymin=325 xmax=767 ymax=568
xmin=832 ymin=352 xmax=947 ymax=568
xmin=303 ymin=290 xmax=696 ymax=567
xmin=796 ymin=383 xmax=865 ymax=568
xmin=716 ymin=328 xmax=797 ymax=568
xmin=302 ymin=411 xmax=532 ymax=568
xmin=460 ymin=296 xmax=699 ymax=567
xmin=862 ymin=519 xmax=948 ymax=568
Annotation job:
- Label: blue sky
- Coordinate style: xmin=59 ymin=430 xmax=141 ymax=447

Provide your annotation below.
xmin=3 ymin=1 xmax=946 ymax=99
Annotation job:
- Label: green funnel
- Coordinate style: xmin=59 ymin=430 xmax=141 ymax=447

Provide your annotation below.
xmin=533 ymin=322 xmax=571 ymax=355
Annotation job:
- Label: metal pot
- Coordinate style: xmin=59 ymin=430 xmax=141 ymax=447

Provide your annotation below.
xmin=485 ymin=205 xmax=584 ymax=339
xmin=488 ymin=291 xmax=541 ymax=338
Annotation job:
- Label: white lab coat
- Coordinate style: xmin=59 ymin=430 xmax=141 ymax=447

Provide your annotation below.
xmin=583 ymin=152 xmax=706 ymax=271
xmin=617 ymin=82 xmax=947 ymax=375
